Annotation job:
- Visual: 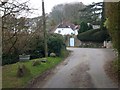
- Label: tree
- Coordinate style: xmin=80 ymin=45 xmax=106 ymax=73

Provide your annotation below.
xmin=77 ymin=2 xmax=110 ymax=42
xmin=63 ymin=2 xmax=85 ymax=24
xmin=104 ymin=2 xmax=120 ymax=83
xmin=105 ymin=2 xmax=120 ymax=54
xmin=88 ymin=24 xmax=93 ymax=30
xmin=1 ymin=0 xmax=31 ymax=49
xmin=50 ymin=4 xmax=64 ymax=24
xmin=1 ymin=0 xmax=32 ymax=65
xmin=79 ymin=2 xmax=103 ymax=25
xmin=78 ymin=22 xmax=89 ymax=33
xmin=50 ymin=2 xmax=85 ymax=25
xmin=2 ymin=15 xmax=31 ymax=65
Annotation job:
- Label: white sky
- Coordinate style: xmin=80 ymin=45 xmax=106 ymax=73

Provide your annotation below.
xmin=28 ymin=0 xmax=103 ymax=18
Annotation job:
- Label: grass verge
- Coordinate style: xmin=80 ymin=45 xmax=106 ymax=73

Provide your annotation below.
xmin=2 ymin=50 xmax=69 ymax=88
xmin=104 ymin=58 xmax=120 ymax=85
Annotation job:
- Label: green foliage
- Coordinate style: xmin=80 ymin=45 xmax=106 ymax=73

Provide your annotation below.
xmin=27 ymin=35 xmax=45 ymax=59
xmin=105 ymin=3 xmax=120 ymax=78
xmin=78 ymin=22 xmax=89 ymax=33
xmin=88 ymin=24 xmax=93 ymax=30
xmin=79 ymin=2 xmax=102 ymax=24
xmin=27 ymin=33 xmax=66 ymax=59
xmin=3 ymin=33 xmax=66 ymax=65
xmin=2 ymin=55 xmax=68 ymax=88
xmin=60 ymin=49 xmax=70 ymax=58
xmin=77 ymin=29 xmax=109 ymax=42
xmin=2 ymin=53 xmax=19 ymax=65
xmin=105 ymin=2 xmax=120 ymax=55
xmin=48 ymin=33 xmax=65 ymax=56
xmin=27 ymin=33 xmax=66 ymax=58
xmin=113 ymin=59 xmax=120 ymax=74
xmin=78 ymin=22 xmax=93 ymax=34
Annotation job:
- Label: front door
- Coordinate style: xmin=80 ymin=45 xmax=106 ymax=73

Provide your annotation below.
xmin=70 ymin=38 xmax=74 ymax=47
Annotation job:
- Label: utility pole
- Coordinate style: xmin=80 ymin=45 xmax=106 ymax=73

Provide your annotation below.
xmin=42 ymin=0 xmax=48 ymax=57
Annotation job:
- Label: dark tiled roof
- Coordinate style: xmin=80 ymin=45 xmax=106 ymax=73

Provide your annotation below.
xmin=57 ymin=23 xmax=76 ymax=30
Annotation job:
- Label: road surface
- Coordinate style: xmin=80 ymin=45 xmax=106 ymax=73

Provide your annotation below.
xmin=31 ymin=48 xmax=118 ymax=88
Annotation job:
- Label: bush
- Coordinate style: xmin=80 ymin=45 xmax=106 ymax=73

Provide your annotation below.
xmin=27 ymin=35 xmax=45 ymax=59
xmin=2 ymin=53 xmax=19 ymax=65
xmin=77 ymin=28 xmax=110 ymax=42
xmin=105 ymin=2 xmax=120 ymax=56
xmin=28 ymin=33 xmax=66 ymax=58
xmin=113 ymin=59 xmax=120 ymax=74
xmin=48 ymin=33 xmax=65 ymax=56
xmin=2 ymin=35 xmax=45 ymax=65
xmin=2 ymin=33 xmax=66 ymax=65
xmin=78 ymin=22 xmax=89 ymax=33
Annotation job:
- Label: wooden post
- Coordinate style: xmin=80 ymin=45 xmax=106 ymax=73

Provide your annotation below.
xmin=42 ymin=0 xmax=48 ymax=57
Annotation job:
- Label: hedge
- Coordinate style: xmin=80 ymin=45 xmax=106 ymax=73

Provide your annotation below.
xmin=77 ymin=28 xmax=110 ymax=42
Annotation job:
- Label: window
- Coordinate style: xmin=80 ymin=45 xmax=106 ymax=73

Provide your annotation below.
xmin=58 ymin=30 xmax=61 ymax=34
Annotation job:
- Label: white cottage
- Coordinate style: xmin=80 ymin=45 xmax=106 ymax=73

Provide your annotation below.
xmin=92 ymin=25 xmax=100 ymax=29
xmin=54 ymin=22 xmax=80 ymax=47
xmin=54 ymin=27 xmax=75 ymax=35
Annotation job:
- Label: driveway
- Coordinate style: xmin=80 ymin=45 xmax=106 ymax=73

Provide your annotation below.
xmin=31 ymin=48 xmax=118 ymax=88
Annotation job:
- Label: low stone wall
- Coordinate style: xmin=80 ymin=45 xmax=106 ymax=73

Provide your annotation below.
xmin=103 ymin=41 xmax=112 ymax=48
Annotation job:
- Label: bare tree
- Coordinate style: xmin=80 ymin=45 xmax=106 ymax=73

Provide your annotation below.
xmin=1 ymin=0 xmax=32 ymax=64
xmin=50 ymin=2 xmax=85 ymax=25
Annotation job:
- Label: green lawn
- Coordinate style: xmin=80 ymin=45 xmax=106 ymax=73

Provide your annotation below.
xmin=2 ymin=57 xmax=65 ymax=88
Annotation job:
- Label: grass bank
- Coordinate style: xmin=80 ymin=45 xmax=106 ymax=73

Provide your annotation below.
xmin=2 ymin=50 xmax=69 ymax=88
xmin=104 ymin=58 xmax=120 ymax=85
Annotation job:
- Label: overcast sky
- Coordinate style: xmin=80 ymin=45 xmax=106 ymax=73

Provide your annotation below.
xmin=28 ymin=0 xmax=103 ymax=18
